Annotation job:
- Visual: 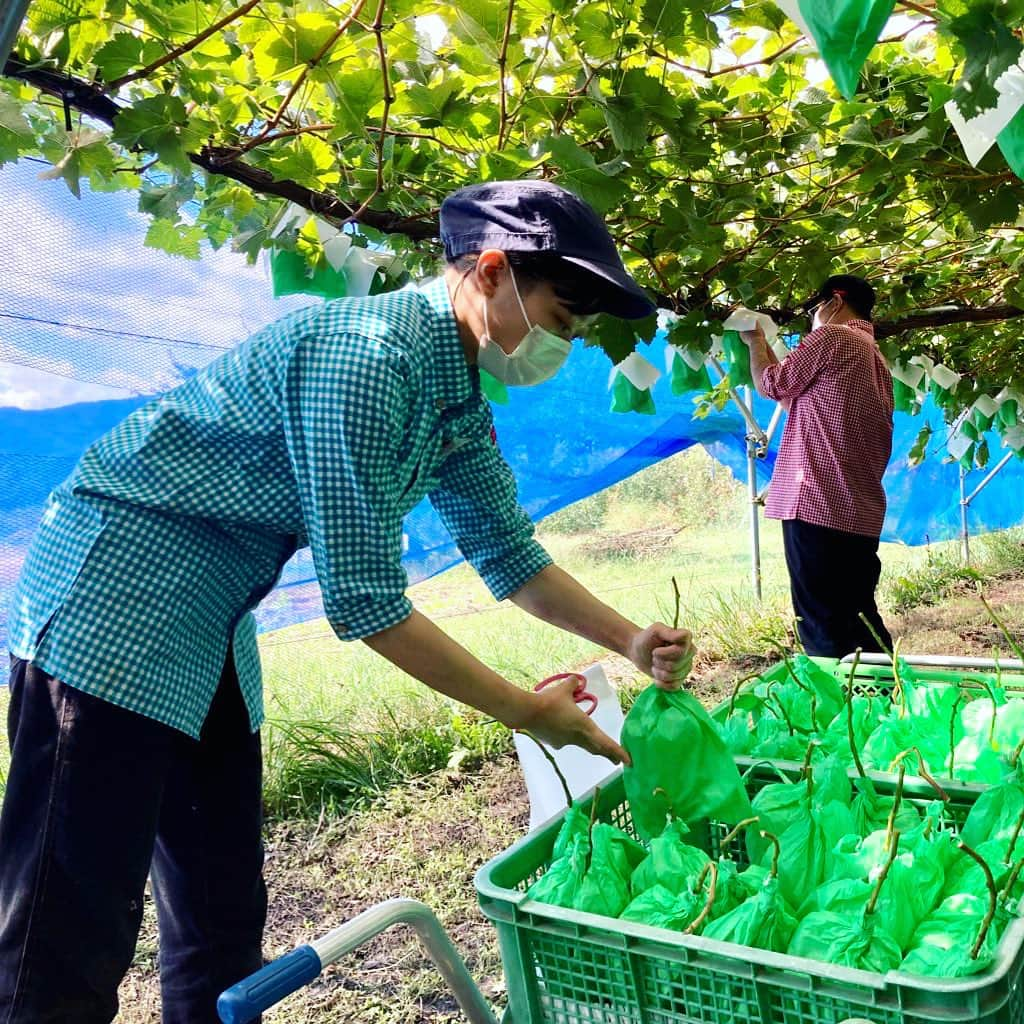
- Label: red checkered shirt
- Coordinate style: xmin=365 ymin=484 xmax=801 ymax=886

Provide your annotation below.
xmin=759 ymin=319 xmax=894 ymax=538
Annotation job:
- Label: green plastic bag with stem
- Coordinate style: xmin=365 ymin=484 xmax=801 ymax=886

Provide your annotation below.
xmin=704 ymin=826 xmax=797 ymax=953
xmin=777 ymin=646 xmax=845 ymax=729
xmin=630 ymin=817 xmax=709 ymax=897
xmin=961 ymin=766 xmax=1024 ymax=850
xmin=620 ymin=861 xmax=718 ymax=933
xmin=622 ymin=684 xmax=752 ymax=841
xmin=789 ymin=831 xmax=905 ymax=971
xmin=820 ymin=648 xmax=888 ymax=774
xmin=834 ymin=760 xmax=950 ymax=919
xmin=771 ymin=792 xmax=854 ymax=908
xmin=901 ymin=843 xmax=1001 ymax=978
xmin=573 ymin=818 xmax=648 ymax=918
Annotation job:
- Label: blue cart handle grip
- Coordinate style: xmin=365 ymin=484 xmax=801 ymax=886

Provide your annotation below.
xmin=217 ymin=945 xmax=322 ymax=1023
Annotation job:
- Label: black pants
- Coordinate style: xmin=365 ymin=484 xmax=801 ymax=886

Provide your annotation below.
xmin=782 ymin=518 xmax=894 ymax=658
xmin=0 ymin=653 xmax=266 ymax=1024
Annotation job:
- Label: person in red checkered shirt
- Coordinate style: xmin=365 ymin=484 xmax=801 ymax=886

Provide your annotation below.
xmin=739 ymin=274 xmax=895 ymax=658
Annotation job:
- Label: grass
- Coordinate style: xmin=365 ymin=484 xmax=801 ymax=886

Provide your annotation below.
xmin=882 ymin=528 xmax=1024 ymax=614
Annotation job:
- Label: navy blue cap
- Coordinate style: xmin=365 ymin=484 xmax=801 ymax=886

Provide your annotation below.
xmin=440 ymin=180 xmax=656 ymax=319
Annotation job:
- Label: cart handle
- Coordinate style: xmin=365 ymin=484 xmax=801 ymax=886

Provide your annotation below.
xmin=840 ymin=652 xmax=1024 ymax=672
xmin=217 ymin=898 xmax=498 ymax=1024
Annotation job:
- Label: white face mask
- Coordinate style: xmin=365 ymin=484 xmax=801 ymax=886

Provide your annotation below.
xmin=478 ymin=265 xmax=572 ymax=387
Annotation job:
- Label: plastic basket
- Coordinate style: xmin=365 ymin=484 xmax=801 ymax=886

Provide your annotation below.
xmin=712 ymin=656 xmax=1024 ymax=800
xmin=476 ymin=771 xmax=1024 ymax=1024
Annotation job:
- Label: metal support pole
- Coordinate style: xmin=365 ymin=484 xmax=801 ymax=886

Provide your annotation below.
xmin=959 ymin=450 xmax=1014 ymax=566
xmin=959 ymin=464 xmax=970 ymax=565
xmin=0 ymin=1 xmax=31 ymax=65
xmin=745 ymin=386 xmax=763 ymax=601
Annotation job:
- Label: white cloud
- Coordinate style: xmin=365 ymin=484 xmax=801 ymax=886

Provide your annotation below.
xmin=0 ymin=161 xmax=315 ymax=408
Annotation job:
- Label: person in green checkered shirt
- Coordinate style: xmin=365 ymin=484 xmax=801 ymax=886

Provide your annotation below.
xmin=0 ymin=181 xmax=695 ymax=1023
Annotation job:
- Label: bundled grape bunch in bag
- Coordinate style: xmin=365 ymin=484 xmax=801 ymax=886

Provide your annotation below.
xmin=717 ymin=640 xmax=1024 ymax=787
xmin=527 ymin=737 xmax=1022 ymax=980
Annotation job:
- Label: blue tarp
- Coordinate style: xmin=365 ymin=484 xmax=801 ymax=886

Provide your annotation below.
xmin=2 ymin=162 xmax=1023 ymax=646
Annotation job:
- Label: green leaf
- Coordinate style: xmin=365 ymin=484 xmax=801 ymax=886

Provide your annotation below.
xmin=544 ymin=134 xmax=627 ymax=212
xmin=144 ymin=218 xmax=205 ymax=260
xmin=0 ymin=92 xmax=33 ymax=166
xmin=255 ymin=12 xmax=339 ymax=77
xmin=92 ymin=32 xmax=163 ymax=82
xmin=28 ymin=0 xmax=83 ymax=33
xmin=963 ymin=186 xmax=1020 ymax=231
xmin=641 ymin=0 xmax=685 ymax=38
xmin=139 ymin=178 xmax=197 ymax=221
xmin=267 ymin=135 xmax=339 ymax=189
xmin=949 ymin=8 xmax=1023 ymax=119
xmin=587 ymin=314 xmax=640 ymax=365
xmin=111 ymin=95 xmax=192 ymax=175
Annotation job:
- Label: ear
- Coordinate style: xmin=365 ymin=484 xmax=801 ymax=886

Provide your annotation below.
xmin=475 ymin=249 xmax=509 ymax=298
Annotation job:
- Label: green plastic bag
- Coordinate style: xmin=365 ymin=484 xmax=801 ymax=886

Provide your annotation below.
xmin=669 ymin=352 xmax=712 ymax=395
xmin=789 ymin=910 xmax=903 ymax=971
xmin=944 ymin=838 xmax=1016 ymax=901
xmin=573 ymin=823 xmax=647 ymax=918
xmin=479 ymin=369 xmax=509 ymax=405
xmin=622 ymin=685 xmax=752 ymax=841
xmin=526 ymin=832 xmax=588 ymax=909
xmin=850 ymin=777 xmax=921 ymax=839
xmin=791 ymin=655 xmax=845 ymax=727
xmin=709 ymin=858 xmax=750 ymax=921
xmin=794 ymin=0 xmax=897 ymax=100
xmin=270 ymin=248 xmax=351 ymax=299
xmin=961 ymin=777 xmax=1024 ymax=850
xmin=750 ymin=715 xmax=808 ymax=760
xmin=900 ymin=893 xmax=998 ymax=978
xmin=820 ymin=695 xmax=887 ymax=768
xmin=552 ymin=804 xmax=590 ymax=859
xmin=892 ymin=378 xmax=917 ymax=414
xmin=630 ymin=819 xmax=710 ymax=896
xmin=610 ymin=372 xmax=656 ymax=415
xmin=717 ymin=715 xmax=755 ymax=755
xmin=861 ymin=716 xmax=948 ymax=777
xmin=772 ymin=800 xmax=855 ymax=908
xmin=993 ymin=701 xmax=1024 ymax=754
xmin=703 ymin=877 xmax=797 ymax=953
xmin=619 ymin=881 xmax=708 ymax=931
xmin=951 ymin=736 xmax=1008 ymax=785
xmin=746 ymin=773 xmax=809 ymax=864
xmin=799 ymin=875 xmax=919 ymax=952
xmin=721 ymin=330 xmax=754 ymax=388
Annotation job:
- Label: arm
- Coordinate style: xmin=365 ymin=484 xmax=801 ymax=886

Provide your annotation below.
xmin=363 ymin=609 xmax=628 ymax=761
xmin=744 ymin=327 xmax=780 ymax=399
xmin=741 ymin=323 xmax=834 ymax=402
xmin=510 ymin=565 xmax=694 ymax=687
xmin=430 ymin=406 xmax=695 ymax=689
xmin=283 ymin=339 xmax=626 ymax=762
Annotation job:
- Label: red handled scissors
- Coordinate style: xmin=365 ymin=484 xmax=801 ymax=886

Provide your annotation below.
xmin=533 ymin=672 xmax=597 ymax=716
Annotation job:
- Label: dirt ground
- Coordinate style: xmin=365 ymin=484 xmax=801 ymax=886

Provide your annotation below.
xmin=114 ymin=576 xmax=1024 ymax=1023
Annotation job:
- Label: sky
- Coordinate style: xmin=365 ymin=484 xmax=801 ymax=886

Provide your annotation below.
xmin=0 ymin=159 xmax=310 ymax=409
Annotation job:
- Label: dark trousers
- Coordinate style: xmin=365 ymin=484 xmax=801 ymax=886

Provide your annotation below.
xmin=0 ymin=653 xmax=267 ymax=1024
xmin=782 ymin=518 xmax=894 ymax=659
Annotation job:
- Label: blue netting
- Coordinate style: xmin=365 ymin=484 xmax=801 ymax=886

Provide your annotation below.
xmin=2 ymin=161 xmax=1023 ymax=646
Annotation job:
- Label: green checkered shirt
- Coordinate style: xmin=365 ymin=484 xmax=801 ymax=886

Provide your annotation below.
xmin=7 ymin=278 xmax=551 ymax=737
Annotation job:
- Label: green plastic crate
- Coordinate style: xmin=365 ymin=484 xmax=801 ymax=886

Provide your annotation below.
xmin=476 ymin=771 xmax=1024 ymax=1024
xmin=712 ymin=656 xmax=1024 ymax=799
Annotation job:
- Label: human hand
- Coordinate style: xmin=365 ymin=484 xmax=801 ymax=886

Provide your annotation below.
xmin=625 ymin=624 xmax=695 ymax=690
xmin=738 ymin=323 xmax=766 ymax=347
xmin=519 ymin=676 xmax=630 ymax=764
